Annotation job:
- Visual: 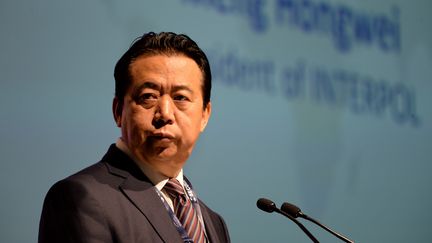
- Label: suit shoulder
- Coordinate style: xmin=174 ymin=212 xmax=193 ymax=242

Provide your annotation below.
xmin=39 ymin=163 xmax=114 ymax=243
xmin=44 ymin=161 xmax=120 ymax=201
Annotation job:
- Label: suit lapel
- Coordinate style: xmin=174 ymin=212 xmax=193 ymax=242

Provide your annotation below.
xmin=103 ymin=145 xmax=183 ymax=243
xmin=200 ymin=202 xmax=221 ymax=243
xmin=120 ymin=177 xmax=183 ymax=243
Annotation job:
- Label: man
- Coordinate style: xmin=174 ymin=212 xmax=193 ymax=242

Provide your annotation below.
xmin=39 ymin=32 xmax=230 ymax=243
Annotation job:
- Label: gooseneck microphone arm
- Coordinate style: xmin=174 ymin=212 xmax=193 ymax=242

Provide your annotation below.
xmin=256 ymin=198 xmax=319 ymax=243
xmin=281 ymin=202 xmax=354 ymax=243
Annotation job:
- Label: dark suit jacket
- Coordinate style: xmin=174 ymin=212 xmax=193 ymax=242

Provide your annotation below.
xmin=39 ymin=144 xmax=230 ymax=243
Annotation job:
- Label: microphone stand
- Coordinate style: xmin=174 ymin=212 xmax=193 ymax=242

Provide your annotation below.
xmin=281 ymin=202 xmax=354 ymax=243
xmin=300 ymin=214 xmax=353 ymax=243
xmin=274 ymin=208 xmax=320 ymax=243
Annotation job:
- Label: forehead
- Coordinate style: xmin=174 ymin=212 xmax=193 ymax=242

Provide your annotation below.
xmin=129 ymin=54 xmax=203 ymax=84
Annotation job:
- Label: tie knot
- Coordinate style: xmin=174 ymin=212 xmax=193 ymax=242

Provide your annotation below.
xmin=164 ymin=178 xmax=185 ymax=197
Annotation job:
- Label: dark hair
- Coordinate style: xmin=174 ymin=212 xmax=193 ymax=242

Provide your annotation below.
xmin=114 ymin=32 xmax=211 ymax=108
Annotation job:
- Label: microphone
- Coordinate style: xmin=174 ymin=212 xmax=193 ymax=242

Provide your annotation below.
xmin=256 ymin=198 xmax=319 ymax=243
xmin=281 ymin=202 xmax=354 ymax=243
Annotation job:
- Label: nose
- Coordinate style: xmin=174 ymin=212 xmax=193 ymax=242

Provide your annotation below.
xmin=153 ymin=95 xmax=174 ymax=128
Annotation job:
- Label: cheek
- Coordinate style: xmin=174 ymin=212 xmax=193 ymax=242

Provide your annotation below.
xmin=179 ymin=113 xmax=204 ymax=140
xmin=123 ymin=110 xmax=152 ymax=138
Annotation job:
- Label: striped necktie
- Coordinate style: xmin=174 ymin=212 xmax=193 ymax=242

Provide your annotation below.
xmin=164 ymin=178 xmax=206 ymax=243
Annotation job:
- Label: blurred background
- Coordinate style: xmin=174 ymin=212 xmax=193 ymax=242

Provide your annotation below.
xmin=1 ymin=0 xmax=431 ymax=242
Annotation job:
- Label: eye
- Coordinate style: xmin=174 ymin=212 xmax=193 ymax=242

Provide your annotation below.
xmin=136 ymin=93 xmax=158 ymax=104
xmin=173 ymin=94 xmax=190 ymax=102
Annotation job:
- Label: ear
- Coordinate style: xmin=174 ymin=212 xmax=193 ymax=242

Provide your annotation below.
xmin=200 ymin=102 xmax=212 ymax=132
xmin=112 ymin=97 xmax=123 ymax=127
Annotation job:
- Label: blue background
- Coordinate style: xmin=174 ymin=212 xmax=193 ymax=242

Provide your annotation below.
xmin=1 ymin=0 xmax=431 ymax=242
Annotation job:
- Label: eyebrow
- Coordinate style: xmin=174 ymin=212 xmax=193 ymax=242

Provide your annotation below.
xmin=171 ymin=84 xmax=193 ymax=94
xmin=132 ymin=81 xmax=194 ymax=98
xmin=136 ymin=81 xmax=160 ymax=92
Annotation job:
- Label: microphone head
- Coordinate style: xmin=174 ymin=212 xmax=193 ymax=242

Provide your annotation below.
xmin=257 ymin=198 xmax=277 ymax=213
xmin=281 ymin=202 xmax=302 ymax=218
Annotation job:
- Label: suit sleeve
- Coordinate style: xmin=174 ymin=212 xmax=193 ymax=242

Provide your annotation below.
xmin=38 ymin=179 xmax=112 ymax=243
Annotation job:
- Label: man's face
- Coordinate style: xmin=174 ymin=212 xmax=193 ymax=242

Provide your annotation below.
xmin=113 ymin=54 xmax=211 ymax=177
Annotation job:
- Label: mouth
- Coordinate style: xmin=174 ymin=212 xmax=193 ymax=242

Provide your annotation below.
xmin=148 ymin=132 xmax=175 ymax=141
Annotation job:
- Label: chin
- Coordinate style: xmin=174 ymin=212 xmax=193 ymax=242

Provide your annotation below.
xmin=157 ymin=148 xmax=191 ymax=163
xmin=154 ymin=147 xmax=179 ymax=160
